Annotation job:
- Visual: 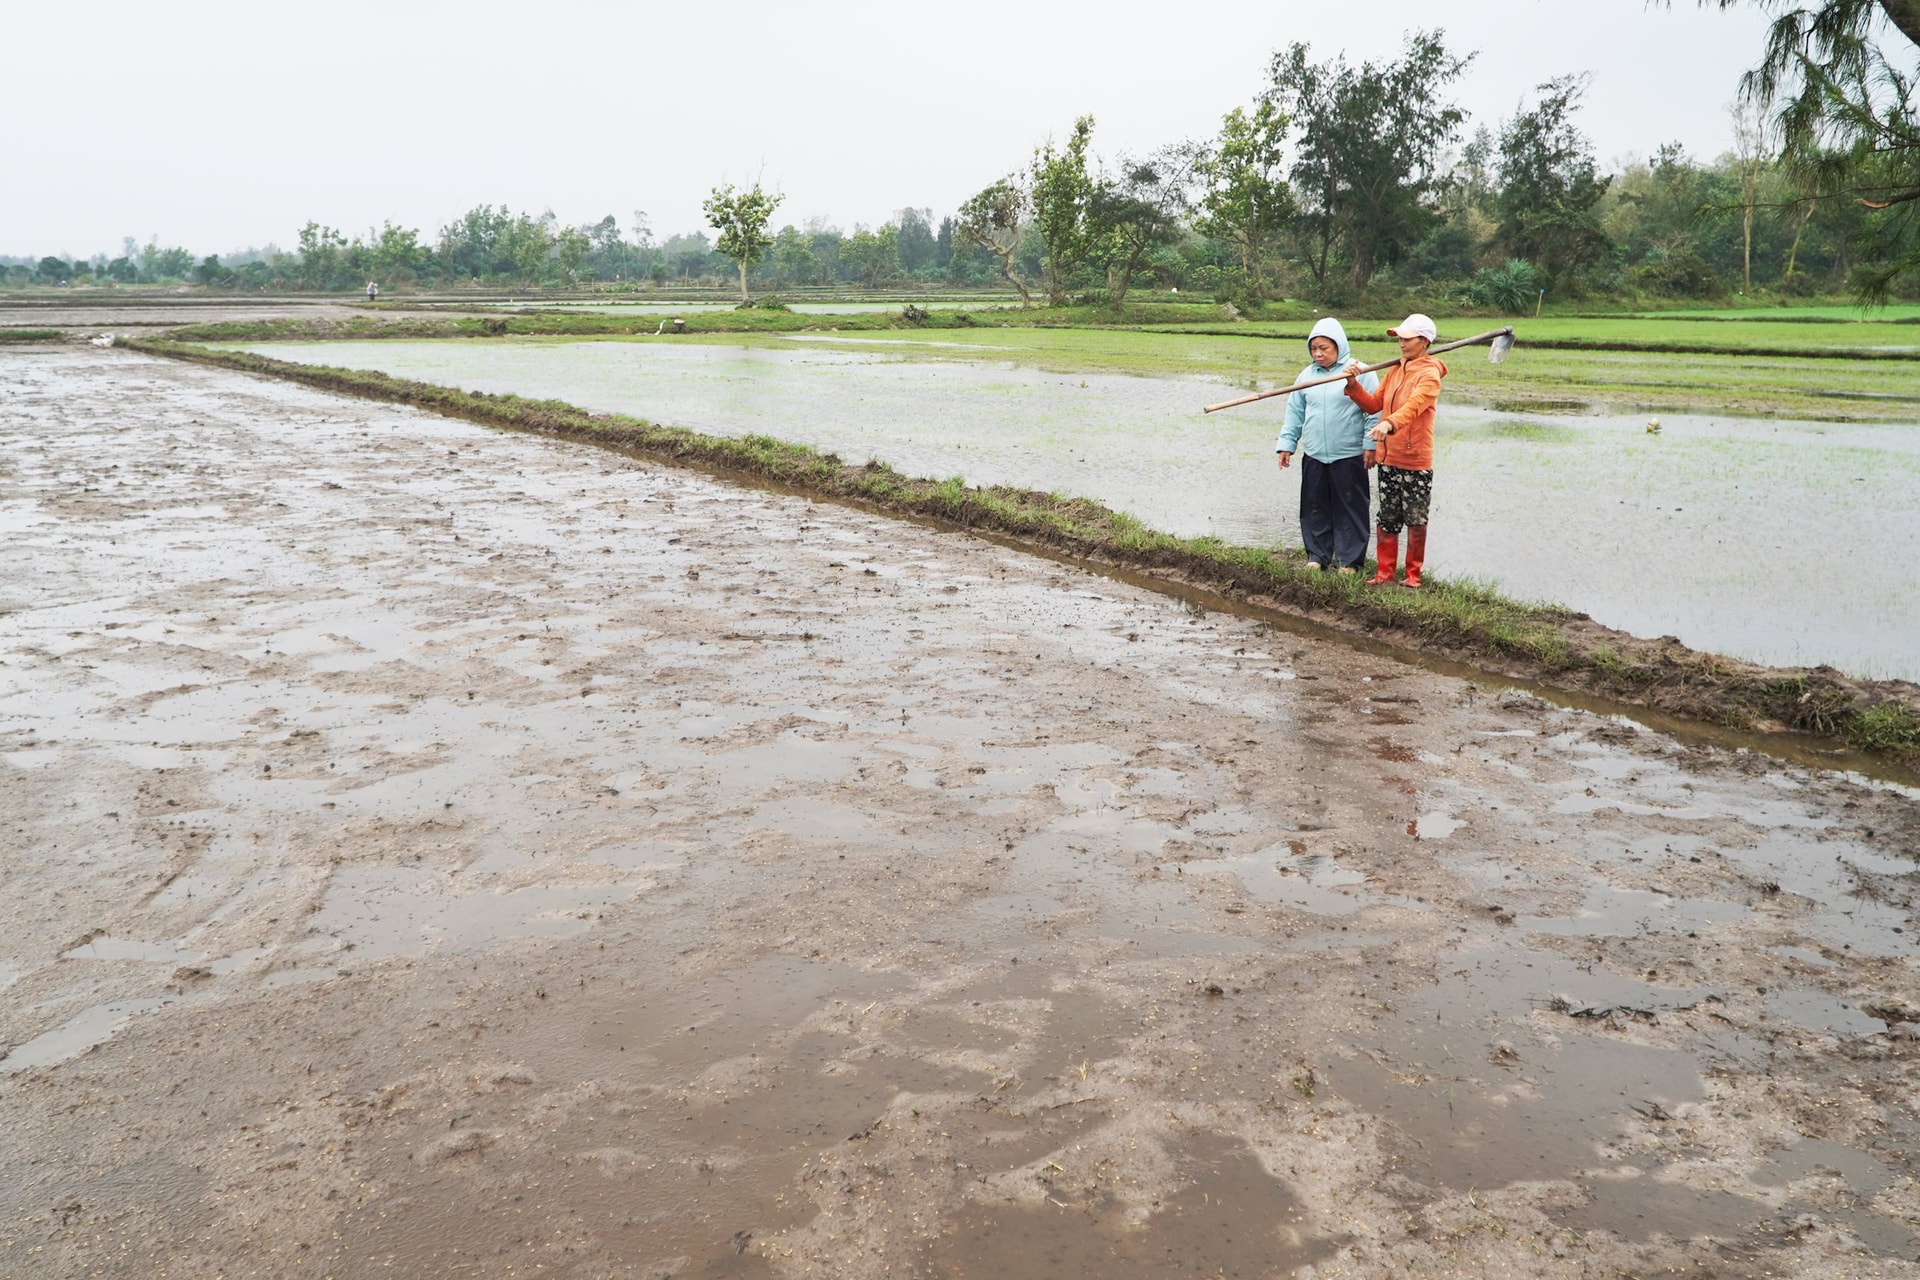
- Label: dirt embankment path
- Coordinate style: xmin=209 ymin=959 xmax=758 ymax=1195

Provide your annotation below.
xmin=3 ymin=347 xmax=1918 ymax=1279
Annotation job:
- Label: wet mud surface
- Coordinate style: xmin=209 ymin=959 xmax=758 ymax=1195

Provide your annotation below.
xmin=4 ymin=346 xmax=1919 ymax=1278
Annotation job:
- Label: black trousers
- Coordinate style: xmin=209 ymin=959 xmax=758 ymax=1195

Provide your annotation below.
xmin=1299 ymin=453 xmax=1370 ymax=569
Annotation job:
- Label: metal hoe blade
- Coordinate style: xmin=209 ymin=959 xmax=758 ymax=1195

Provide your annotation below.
xmin=1488 ymin=332 xmax=1515 ymax=365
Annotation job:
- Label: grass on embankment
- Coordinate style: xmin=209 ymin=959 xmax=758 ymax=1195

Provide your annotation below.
xmin=0 ymin=328 xmax=63 ymax=342
xmin=120 ymin=333 xmax=1920 ymax=766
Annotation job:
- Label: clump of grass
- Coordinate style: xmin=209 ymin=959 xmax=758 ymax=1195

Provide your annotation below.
xmin=0 ymin=328 xmax=62 ymax=342
xmin=1761 ymin=675 xmax=1856 ymax=737
xmin=1846 ymin=701 xmax=1920 ymax=759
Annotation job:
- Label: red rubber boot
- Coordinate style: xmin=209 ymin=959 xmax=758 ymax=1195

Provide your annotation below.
xmin=1368 ymin=530 xmax=1399 ymax=585
xmin=1402 ymin=525 xmax=1427 ymax=589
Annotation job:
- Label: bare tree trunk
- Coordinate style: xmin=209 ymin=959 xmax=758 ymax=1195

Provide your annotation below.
xmin=1109 ymin=235 xmax=1152 ymax=307
xmin=1743 ymin=205 xmax=1754 ymax=293
xmin=1730 ymin=101 xmax=1766 ymax=294
xmin=738 ymin=260 xmax=749 ymax=303
xmin=995 ymin=253 xmax=1031 ymax=308
xmin=1784 ymin=200 xmax=1814 ymax=281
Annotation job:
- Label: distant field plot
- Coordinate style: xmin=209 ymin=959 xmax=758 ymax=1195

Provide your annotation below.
xmin=756 ymin=323 xmax=1920 ymax=420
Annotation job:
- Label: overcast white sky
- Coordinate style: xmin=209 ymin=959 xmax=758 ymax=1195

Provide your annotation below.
xmin=4 ymin=0 xmax=1777 ymax=259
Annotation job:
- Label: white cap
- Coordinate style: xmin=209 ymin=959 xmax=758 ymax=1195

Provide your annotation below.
xmin=1388 ymin=313 xmax=1437 ymax=343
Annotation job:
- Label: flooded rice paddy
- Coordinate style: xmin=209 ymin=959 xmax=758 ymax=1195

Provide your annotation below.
xmin=5 ymin=347 xmax=1920 ymax=1277
xmin=244 ymin=336 xmax=1920 ymax=679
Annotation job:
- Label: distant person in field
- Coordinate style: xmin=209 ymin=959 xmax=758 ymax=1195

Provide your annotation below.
xmin=1343 ymin=313 xmax=1446 ymax=589
xmin=366 ymin=282 xmax=378 ymax=302
xmin=1275 ymin=318 xmax=1378 ymax=573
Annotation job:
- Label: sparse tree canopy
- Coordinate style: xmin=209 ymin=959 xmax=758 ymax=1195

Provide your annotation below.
xmin=956 ymin=177 xmax=1034 ymax=307
xmin=703 ymin=182 xmax=784 ymax=302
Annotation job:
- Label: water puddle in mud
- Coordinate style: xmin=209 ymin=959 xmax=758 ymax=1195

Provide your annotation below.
xmin=1183 ymin=840 xmax=1425 ymax=917
xmin=1518 ymin=886 xmax=1750 ymax=938
xmin=1325 ymin=939 xmax=1920 ymax=1252
xmin=1764 ymin=989 xmax=1887 ymax=1038
xmin=308 ymin=865 xmax=637 ymax=959
xmin=1754 ymin=1138 xmax=1920 ymax=1256
xmin=926 ymin=1130 xmax=1330 ymax=1278
xmin=1327 ymin=944 xmax=1729 ymax=1234
xmin=0 ymin=997 xmax=174 ymax=1075
xmin=1409 ymin=812 xmax=1464 ymax=840
xmin=1716 ymin=832 xmax=1920 ymax=958
xmin=60 ymin=935 xmax=206 ymax=964
xmin=237 ymin=337 xmax=1920 ymax=677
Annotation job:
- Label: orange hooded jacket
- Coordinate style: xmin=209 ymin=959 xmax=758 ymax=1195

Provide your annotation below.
xmin=1344 ymin=354 xmax=1447 ymax=471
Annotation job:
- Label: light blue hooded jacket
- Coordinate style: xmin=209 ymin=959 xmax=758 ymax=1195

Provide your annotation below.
xmin=1274 ymin=317 xmax=1379 ymax=462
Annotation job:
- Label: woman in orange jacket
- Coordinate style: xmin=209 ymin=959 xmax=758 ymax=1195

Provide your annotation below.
xmin=1343 ymin=313 xmax=1448 ymax=589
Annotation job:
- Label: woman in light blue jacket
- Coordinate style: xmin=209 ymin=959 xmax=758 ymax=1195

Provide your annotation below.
xmin=1275 ymin=317 xmax=1379 ymax=572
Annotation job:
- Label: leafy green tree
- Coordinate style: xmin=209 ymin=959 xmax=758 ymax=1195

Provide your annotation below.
xmin=703 ymin=181 xmax=784 ymax=301
xmin=896 ymin=208 xmax=937 ymax=274
xmin=154 ymin=247 xmax=196 ymax=280
xmin=1195 ymin=100 xmax=1293 ymax=299
xmin=296 ymin=222 xmax=348 ymax=290
xmin=1495 ymin=76 xmax=1612 ymax=289
xmin=36 ymin=256 xmax=73 ymax=284
xmin=579 ymin=215 xmax=623 ymax=280
xmin=438 ymin=206 xmax=511 ymax=280
xmin=771 ymin=226 xmax=818 ymax=287
xmin=956 ymin=177 xmax=1035 ymax=306
xmin=662 ymin=232 xmax=717 ymax=281
xmin=1266 ymin=32 xmax=1472 ymax=294
xmin=840 ymin=227 xmax=881 ymax=286
xmin=840 ymin=224 xmax=899 ymax=287
xmin=1681 ymin=0 xmax=1920 ymax=299
xmin=501 ymin=211 xmax=556 ymax=284
xmin=191 ymin=254 xmax=233 ymax=287
xmin=805 ymin=219 xmax=843 ymax=286
xmin=1029 ymin=116 xmax=1098 ymax=305
xmin=1090 ymin=143 xmax=1199 ymax=305
xmin=369 ymin=223 xmax=423 ymax=286
xmin=555 ymin=225 xmax=592 ymax=282
xmin=934 ymin=216 xmax=956 ymax=274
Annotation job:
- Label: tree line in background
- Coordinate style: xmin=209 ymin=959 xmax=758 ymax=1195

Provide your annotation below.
xmin=9 ymin=3 xmax=1916 ymax=308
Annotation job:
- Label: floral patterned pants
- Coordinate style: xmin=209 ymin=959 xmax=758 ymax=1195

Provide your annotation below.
xmin=1375 ymin=465 xmax=1433 ymax=534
